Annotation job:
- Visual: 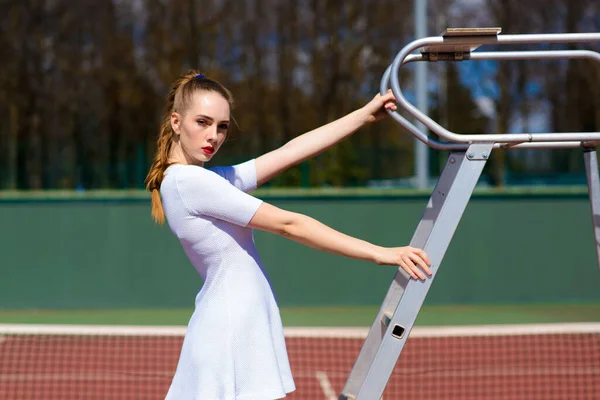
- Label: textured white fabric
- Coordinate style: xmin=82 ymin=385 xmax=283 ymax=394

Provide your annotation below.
xmin=160 ymin=160 xmax=295 ymax=400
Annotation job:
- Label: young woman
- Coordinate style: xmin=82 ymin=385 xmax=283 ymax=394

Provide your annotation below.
xmin=145 ymin=71 xmax=431 ymax=400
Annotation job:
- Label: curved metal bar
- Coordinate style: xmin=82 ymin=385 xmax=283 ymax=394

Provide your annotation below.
xmin=380 ymin=65 xmax=468 ymax=151
xmin=403 ymin=54 xmax=424 ymax=64
xmin=387 ymin=34 xmax=600 ymax=146
xmin=386 ymin=50 xmax=600 ymax=150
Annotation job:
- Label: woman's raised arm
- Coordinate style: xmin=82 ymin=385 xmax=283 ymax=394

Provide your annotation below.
xmin=254 ymin=90 xmax=397 ymax=186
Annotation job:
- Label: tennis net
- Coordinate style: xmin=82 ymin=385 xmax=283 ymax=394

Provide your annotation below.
xmin=0 ymin=323 xmax=599 ymax=399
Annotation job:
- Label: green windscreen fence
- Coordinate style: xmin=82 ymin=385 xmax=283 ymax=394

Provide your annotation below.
xmin=0 ymin=188 xmax=598 ymax=309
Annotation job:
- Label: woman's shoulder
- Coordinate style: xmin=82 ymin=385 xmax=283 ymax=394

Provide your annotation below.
xmin=208 ymin=160 xmax=257 ymax=191
xmin=163 ymin=164 xmax=231 ymax=196
xmin=166 ymin=164 xmax=220 ymax=181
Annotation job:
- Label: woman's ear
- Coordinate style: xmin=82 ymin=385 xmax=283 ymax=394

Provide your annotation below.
xmin=170 ymin=112 xmax=181 ymax=136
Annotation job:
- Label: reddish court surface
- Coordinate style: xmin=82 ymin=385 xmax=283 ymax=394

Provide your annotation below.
xmin=0 ymin=333 xmax=599 ymax=399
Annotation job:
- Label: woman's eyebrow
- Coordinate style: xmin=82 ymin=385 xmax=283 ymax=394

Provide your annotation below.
xmin=195 ymin=114 xmax=229 ymax=123
xmin=195 ymin=114 xmax=214 ymax=121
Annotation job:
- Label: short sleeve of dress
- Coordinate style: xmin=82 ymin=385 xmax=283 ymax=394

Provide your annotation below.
xmin=175 ymin=166 xmax=263 ymax=227
xmin=209 ymin=159 xmax=258 ymax=193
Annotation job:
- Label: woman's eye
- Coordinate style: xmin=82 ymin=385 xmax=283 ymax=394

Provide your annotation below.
xmin=197 ymin=120 xmax=206 ymax=125
xmin=219 ymin=124 xmax=229 ymax=130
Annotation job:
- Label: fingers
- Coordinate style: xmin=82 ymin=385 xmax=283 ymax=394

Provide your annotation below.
xmin=399 ymin=247 xmax=432 ymax=280
xmin=400 ymin=255 xmax=425 ymax=280
xmin=366 ymin=90 xmax=397 ymax=122
xmin=384 ymin=102 xmax=397 ymax=111
xmin=413 ymin=247 xmax=431 ymax=266
xmin=381 ymin=89 xmax=397 ymax=111
xmin=423 ymin=249 xmax=432 ymax=265
xmin=408 ymin=252 xmax=432 ymax=277
xmin=381 ymin=89 xmax=396 ymax=102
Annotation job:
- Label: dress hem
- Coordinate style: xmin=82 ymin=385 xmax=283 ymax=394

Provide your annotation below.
xmin=233 ymin=384 xmax=295 ymax=400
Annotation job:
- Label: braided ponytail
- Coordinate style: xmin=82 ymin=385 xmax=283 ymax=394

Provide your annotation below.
xmin=145 ymin=75 xmax=187 ymax=224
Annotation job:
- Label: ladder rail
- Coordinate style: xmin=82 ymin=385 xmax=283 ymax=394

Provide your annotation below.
xmin=339 ymin=144 xmax=494 ymax=400
xmin=584 ymin=149 xmax=600 ymax=271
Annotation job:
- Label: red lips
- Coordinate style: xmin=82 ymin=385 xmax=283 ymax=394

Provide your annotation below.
xmin=202 ymin=146 xmax=214 ymax=155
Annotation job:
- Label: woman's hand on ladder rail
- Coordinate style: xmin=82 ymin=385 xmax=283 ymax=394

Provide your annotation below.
xmin=374 ymin=246 xmax=432 ymax=280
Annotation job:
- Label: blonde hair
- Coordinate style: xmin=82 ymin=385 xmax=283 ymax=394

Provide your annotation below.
xmin=145 ymin=71 xmax=235 ymax=224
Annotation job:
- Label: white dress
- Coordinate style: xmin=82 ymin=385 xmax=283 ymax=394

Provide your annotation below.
xmin=160 ymin=160 xmax=295 ymax=400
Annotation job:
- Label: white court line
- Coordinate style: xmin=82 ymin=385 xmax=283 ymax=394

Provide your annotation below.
xmin=315 ymin=371 xmax=337 ymax=400
xmin=2 ymin=322 xmax=600 ymax=337
xmin=0 ymin=371 xmax=175 ymax=382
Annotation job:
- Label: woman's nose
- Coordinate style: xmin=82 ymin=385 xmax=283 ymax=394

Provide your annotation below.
xmin=207 ymin=126 xmax=218 ymax=142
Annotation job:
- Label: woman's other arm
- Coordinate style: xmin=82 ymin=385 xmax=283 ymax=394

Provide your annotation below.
xmin=248 ymin=202 xmax=431 ymax=280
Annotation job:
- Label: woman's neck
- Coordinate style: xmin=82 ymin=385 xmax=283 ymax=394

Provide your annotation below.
xmin=168 ymin=142 xmax=203 ymax=167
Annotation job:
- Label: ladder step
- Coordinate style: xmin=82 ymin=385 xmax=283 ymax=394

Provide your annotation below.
xmin=381 ymin=313 xmax=392 ymax=328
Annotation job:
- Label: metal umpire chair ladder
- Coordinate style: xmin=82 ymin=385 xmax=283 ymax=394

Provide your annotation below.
xmin=339 ymin=28 xmax=600 ymax=400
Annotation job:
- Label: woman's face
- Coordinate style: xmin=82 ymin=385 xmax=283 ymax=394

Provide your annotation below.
xmin=171 ymin=90 xmax=230 ymax=166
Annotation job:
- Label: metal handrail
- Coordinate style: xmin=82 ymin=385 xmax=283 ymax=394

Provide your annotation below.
xmin=382 ymin=31 xmax=600 ymax=150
